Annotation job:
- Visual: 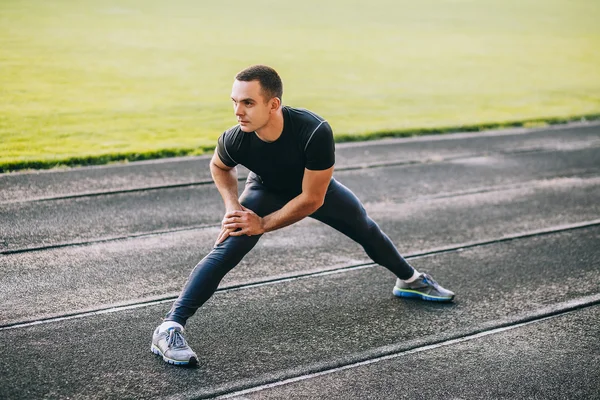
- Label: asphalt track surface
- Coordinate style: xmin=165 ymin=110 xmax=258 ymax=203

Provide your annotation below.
xmin=1 ymin=123 xmax=599 ymax=399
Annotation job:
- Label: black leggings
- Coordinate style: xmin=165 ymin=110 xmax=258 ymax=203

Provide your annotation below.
xmin=165 ymin=174 xmax=414 ymax=326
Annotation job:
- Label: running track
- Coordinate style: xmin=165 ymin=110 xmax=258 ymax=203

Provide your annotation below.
xmin=1 ymin=123 xmax=599 ymax=399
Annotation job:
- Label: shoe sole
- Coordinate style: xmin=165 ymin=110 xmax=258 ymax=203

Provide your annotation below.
xmin=151 ymin=344 xmax=198 ymax=367
xmin=393 ymin=287 xmax=454 ymax=302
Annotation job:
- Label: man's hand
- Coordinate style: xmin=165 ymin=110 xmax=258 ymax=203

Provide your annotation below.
xmin=215 ymin=206 xmax=264 ymax=245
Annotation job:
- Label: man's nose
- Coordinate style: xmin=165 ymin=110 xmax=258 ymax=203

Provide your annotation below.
xmin=234 ymin=104 xmax=244 ymax=116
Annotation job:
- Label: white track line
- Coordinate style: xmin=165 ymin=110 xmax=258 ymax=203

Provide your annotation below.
xmin=2 ymin=219 xmax=599 ymax=331
xmin=336 ymin=120 xmax=600 ymax=148
xmin=214 ymin=294 xmax=600 ymax=399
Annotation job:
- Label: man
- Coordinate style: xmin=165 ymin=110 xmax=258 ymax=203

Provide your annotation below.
xmin=151 ymin=65 xmax=455 ymax=366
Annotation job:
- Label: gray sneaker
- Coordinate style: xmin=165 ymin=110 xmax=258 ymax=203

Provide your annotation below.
xmin=151 ymin=326 xmax=198 ymax=366
xmin=393 ymin=273 xmax=455 ymax=302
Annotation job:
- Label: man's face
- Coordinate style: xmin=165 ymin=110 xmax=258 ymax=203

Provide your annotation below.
xmin=231 ymin=79 xmax=274 ymax=132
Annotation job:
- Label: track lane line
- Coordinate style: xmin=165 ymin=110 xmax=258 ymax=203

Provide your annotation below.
xmin=4 ymin=140 xmax=600 ymax=205
xmin=3 ymin=173 xmax=599 ymax=255
xmin=210 ymin=296 xmax=600 ymax=400
xmin=2 ymin=218 xmax=599 ymax=330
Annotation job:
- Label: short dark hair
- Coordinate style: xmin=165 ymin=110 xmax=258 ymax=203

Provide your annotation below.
xmin=235 ymin=65 xmax=283 ymax=102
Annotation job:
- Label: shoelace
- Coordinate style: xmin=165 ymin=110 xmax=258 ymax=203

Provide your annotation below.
xmin=166 ymin=329 xmax=187 ymax=349
xmin=421 ymin=273 xmax=440 ymax=288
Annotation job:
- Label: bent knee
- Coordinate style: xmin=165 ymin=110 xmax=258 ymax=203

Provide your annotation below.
xmin=214 ymin=233 xmax=260 ymax=255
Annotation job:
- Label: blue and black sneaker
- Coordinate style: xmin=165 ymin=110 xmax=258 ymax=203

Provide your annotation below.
xmin=393 ymin=273 xmax=455 ymax=302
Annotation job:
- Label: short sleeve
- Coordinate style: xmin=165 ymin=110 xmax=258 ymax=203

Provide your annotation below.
xmin=217 ymin=132 xmax=238 ymax=167
xmin=305 ymin=122 xmax=335 ymax=170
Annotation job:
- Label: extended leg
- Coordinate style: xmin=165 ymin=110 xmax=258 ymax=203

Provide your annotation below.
xmin=311 ymin=179 xmax=454 ymax=302
xmin=164 ymin=175 xmax=285 ymax=326
xmin=310 ymin=179 xmax=415 ymax=279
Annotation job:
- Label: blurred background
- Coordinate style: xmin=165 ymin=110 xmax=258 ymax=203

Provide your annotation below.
xmin=1 ymin=0 xmax=599 ymax=170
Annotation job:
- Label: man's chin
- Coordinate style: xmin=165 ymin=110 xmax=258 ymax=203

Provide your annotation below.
xmin=239 ymin=125 xmax=253 ymax=132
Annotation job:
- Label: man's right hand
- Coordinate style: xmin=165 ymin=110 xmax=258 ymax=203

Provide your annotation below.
xmin=215 ymin=225 xmax=236 ymax=245
xmin=214 ymin=205 xmax=244 ymax=245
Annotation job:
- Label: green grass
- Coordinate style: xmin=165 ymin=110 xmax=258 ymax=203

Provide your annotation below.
xmin=1 ymin=0 xmax=599 ymax=172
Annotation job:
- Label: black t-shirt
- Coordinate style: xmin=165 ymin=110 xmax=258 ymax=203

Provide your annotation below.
xmin=217 ymin=106 xmax=335 ymax=195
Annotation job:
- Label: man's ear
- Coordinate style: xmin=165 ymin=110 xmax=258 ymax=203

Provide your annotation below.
xmin=270 ymin=97 xmax=281 ymax=112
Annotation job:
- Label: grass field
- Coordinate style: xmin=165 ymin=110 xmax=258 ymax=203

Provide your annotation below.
xmin=1 ymin=0 xmax=599 ymax=171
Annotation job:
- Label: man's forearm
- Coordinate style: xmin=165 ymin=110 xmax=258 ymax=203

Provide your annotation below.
xmin=218 ymin=167 xmax=332 ymax=239
xmin=261 ymin=193 xmax=323 ymax=233
xmin=210 ymin=163 xmax=241 ymax=211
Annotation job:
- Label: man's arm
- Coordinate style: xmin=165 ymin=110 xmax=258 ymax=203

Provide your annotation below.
xmin=261 ymin=166 xmax=333 ymax=232
xmin=210 ymin=149 xmax=241 ymax=210
xmin=222 ymin=166 xmax=334 ymax=238
xmin=210 ymin=150 xmax=244 ymax=244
